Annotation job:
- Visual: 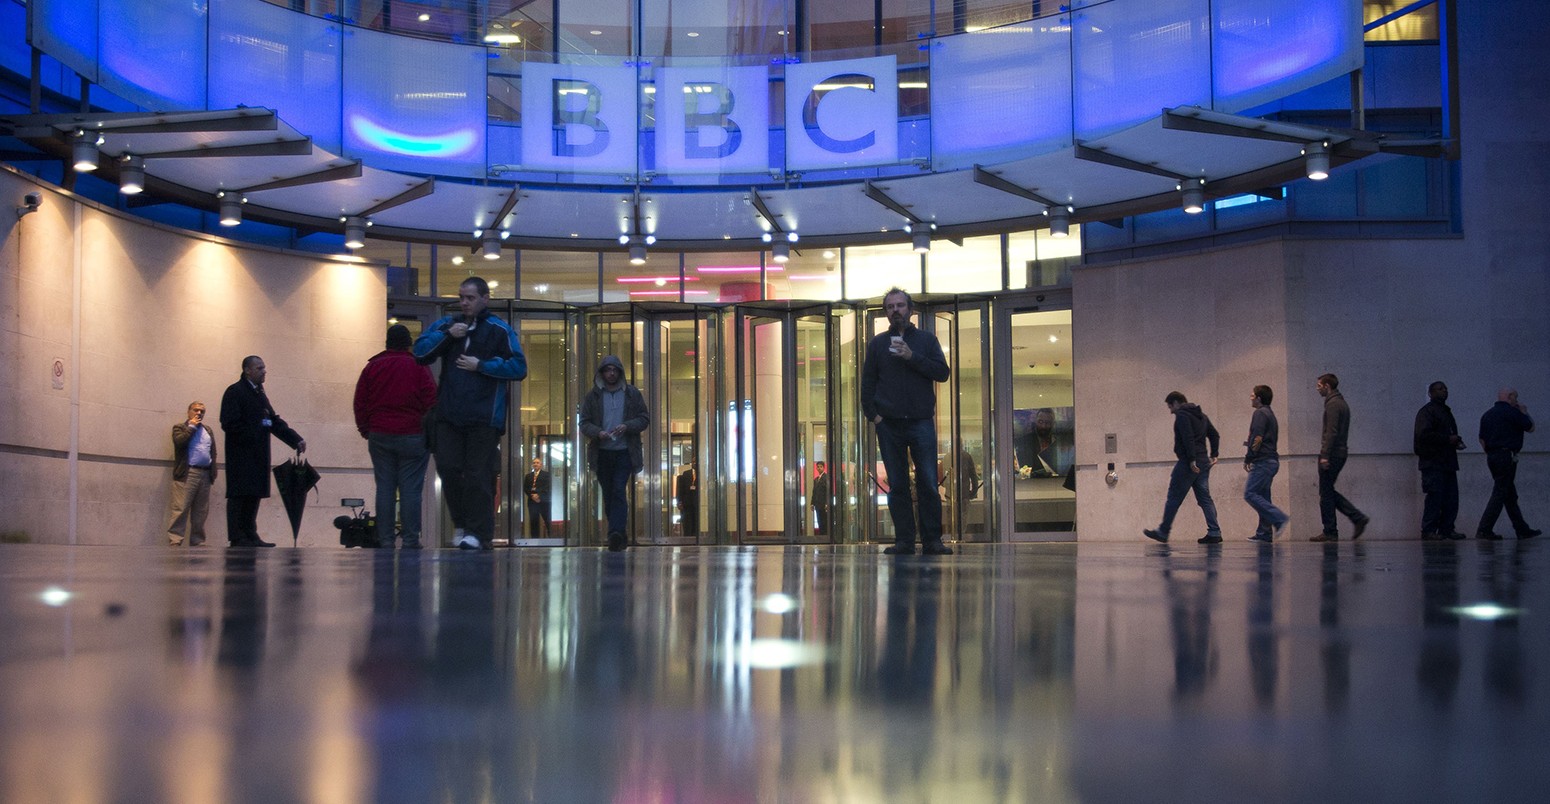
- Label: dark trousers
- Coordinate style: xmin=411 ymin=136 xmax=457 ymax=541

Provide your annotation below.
xmin=369 ymin=432 xmax=429 ymax=547
xmin=226 ymin=495 xmax=261 ymax=544
xmin=876 ymin=417 xmax=943 ymax=547
xmin=1420 ymin=466 xmax=1459 ymax=535
xmin=595 ymin=448 xmax=633 ymax=539
xmin=1243 ymin=458 xmax=1287 ymax=536
xmin=526 ymin=499 xmax=550 ymax=539
xmin=1318 ymin=454 xmax=1364 ymax=535
xmin=434 ymin=422 xmax=501 ymax=545
xmin=1159 ymin=459 xmax=1220 ymax=537
xmin=815 ymin=505 xmax=830 ymax=536
xmin=680 ymin=501 xmax=698 ymax=537
xmin=1478 ymin=450 xmax=1532 ymax=535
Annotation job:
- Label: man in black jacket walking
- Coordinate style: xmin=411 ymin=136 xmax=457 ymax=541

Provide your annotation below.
xmin=1475 ymin=387 xmax=1540 ymax=540
xmin=1144 ymin=391 xmax=1222 ymax=545
xmin=1414 ymin=381 xmax=1466 ymax=540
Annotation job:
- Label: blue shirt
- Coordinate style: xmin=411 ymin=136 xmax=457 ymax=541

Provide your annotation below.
xmin=187 ymin=425 xmax=213 ymax=468
xmin=1479 ymin=401 xmax=1534 ymax=452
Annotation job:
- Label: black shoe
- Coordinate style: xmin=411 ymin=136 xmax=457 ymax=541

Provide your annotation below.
xmin=1311 ymin=532 xmax=1337 ymax=542
xmin=607 ymin=531 xmax=627 ymax=552
xmin=1248 ymin=533 xmax=1272 ymax=543
xmin=1476 ymin=531 xmax=1504 ymax=541
xmin=883 ymin=544 xmax=916 ymax=555
xmin=1352 ymin=517 xmax=1369 ymax=540
xmin=1518 ymin=529 xmax=1542 ymax=539
xmin=1445 ymin=531 xmax=1468 ymax=540
xmin=1420 ymin=531 xmax=1439 ymax=541
xmin=921 ymin=542 xmax=954 ymax=555
xmin=1197 ymin=534 xmax=1223 ymax=544
xmin=1143 ymin=529 xmax=1168 ymax=543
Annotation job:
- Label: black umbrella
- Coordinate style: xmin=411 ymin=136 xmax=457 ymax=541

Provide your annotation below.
xmin=272 ymin=453 xmax=320 ymax=547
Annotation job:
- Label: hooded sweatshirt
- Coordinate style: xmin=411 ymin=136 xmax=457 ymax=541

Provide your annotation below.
xmin=579 ymin=355 xmax=650 ymax=473
xmin=1172 ymin=403 xmax=1220 ymax=469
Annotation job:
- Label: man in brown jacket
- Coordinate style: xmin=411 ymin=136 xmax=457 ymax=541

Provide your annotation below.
xmin=166 ymin=401 xmax=218 ymax=546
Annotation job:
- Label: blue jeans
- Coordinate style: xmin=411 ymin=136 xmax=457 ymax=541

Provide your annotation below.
xmin=1243 ymin=458 xmax=1287 ymax=537
xmin=1159 ymin=459 xmax=1220 ymax=538
xmin=595 ymin=448 xmax=633 ymax=538
xmin=369 ymin=432 xmax=430 ymax=546
xmin=876 ymin=417 xmax=943 ymax=547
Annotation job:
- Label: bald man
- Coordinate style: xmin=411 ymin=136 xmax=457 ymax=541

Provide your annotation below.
xmin=1475 ymin=387 xmax=1540 ymax=540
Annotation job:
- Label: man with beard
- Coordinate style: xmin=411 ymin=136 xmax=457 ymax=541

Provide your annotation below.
xmin=861 ymin=288 xmax=952 ymax=556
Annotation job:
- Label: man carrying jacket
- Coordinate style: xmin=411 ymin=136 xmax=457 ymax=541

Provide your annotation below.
xmin=1145 ymin=391 xmax=1222 ymax=545
xmin=355 ymin=323 xmax=437 ymax=548
xmin=413 ymin=277 xmax=527 ymax=550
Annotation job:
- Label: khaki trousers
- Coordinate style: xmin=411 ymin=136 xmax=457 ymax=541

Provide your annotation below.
xmin=166 ymin=466 xmax=213 ymax=545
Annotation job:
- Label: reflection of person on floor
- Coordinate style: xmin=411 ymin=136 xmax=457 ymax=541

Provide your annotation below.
xmin=811 ymin=461 xmax=831 ymax=535
xmin=676 ymin=463 xmax=698 ymax=537
xmin=1164 ymin=551 xmax=1219 ymax=702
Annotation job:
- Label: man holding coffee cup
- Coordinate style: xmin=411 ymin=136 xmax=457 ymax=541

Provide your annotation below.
xmin=861 ymin=288 xmax=953 ymax=555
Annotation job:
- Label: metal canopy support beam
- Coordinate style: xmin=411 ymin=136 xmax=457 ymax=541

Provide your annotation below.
xmin=240 ymin=161 xmax=362 ymax=193
xmin=1073 ymin=143 xmax=1188 ymax=180
xmin=1162 ymin=106 xmax=1382 ymax=148
xmin=749 ymin=188 xmax=784 ymax=234
xmin=863 ymin=181 xmax=920 ymax=223
xmin=972 ymin=165 xmax=1058 ymax=208
xmin=358 ymin=178 xmax=436 ymax=218
xmin=140 ymin=138 xmax=313 ymax=161
xmin=485 ymin=186 xmax=521 ymax=231
xmin=3 ymin=108 xmax=280 ymax=138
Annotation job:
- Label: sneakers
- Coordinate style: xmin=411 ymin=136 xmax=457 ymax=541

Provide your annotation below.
xmin=454 ymin=533 xmax=482 ymax=550
xmin=1273 ymin=519 xmax=1289 ymax=539
xmin=921 ymin=542 xmax=954 ymax=555
xmin=607 ymin=531 xmax=627 ymax=552
xmin=1352 ymin=516 xmax=1370 ymax=540
xmin=1143 ymin=529 xmax=1168 ymax=543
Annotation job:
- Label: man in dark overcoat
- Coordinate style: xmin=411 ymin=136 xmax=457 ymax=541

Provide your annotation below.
xmin=220 ymin=355 xmax=306 ymax=547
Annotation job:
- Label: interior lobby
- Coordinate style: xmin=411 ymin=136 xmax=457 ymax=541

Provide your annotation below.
xmin=2 ymin=0 xmax=1548 ymax=799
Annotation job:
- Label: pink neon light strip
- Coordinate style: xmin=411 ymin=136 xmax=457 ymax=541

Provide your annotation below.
xmin=695 ymin=265 xmax=784 ymax=273
xmin=628 ymin=290 xmax=712 ymax=297
xmin=616 ymin=276 xmax=701 ymax=283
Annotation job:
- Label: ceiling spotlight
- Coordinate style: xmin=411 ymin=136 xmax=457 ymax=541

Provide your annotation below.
xmin=118 ymin=155 xmax=145 ymax=195
xmin=451 ymin=255 xmax=465 ymax=266
xmin=786 ymin=231 xmax=799 ymax=243
xmin=481 ymin=228 xmax=502 ymax=260
xmin=618 ymin=234 xmax=631 ymax=245
xmin=772 ymin=242 xmax=791 ymax=263
xmin=912 ymin=232 xmax=931 ymax=253
xmin=218 ymin=193 xmax=242 ymax=227
xmin=1304 ymin=141 xmax=1330 ymax=181
xmin=343 ymin=216 xmax=367 ymax=249
xmin=629 ymin=243 xmax=647 ymax=265
xmin=1180 ymin=178 xmax=1205 ymax=214
xmin=644 ymin=234 xmax=657 ymax=246
xmin=761 ymin=232 xmax=773 ymax=243
xmin=1048 ymin=205 xmax=1071 ymax=238
xmin=72 ymin=131 xmax=102 ymax=173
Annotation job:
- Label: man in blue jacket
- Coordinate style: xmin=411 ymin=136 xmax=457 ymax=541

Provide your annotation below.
xmin=413 ymin=277 xmax=527 ymax=549
xmin=1144 ymin=391 xmax=1222 ymax=545
xmin=861 ymin=288 xmax=952 ymax=555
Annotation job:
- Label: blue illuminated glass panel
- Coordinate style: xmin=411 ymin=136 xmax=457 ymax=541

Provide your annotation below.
xmin=929 ymin=21 xmax=1073 ymax=170
xmin=1072 ymin=0 xmax=1210 ymax=140
xmin=209 ymin=0 xmax=343 ymax=152
xmin=98 ymin=0 xmax=208 ymax=111
xmin=342 ymin=28 xmax=487 ymax=178
xmin=29 ymin=0 xmax=99 ymax=84
xmin=1212 ymin=0 xmax=1363 ymax=112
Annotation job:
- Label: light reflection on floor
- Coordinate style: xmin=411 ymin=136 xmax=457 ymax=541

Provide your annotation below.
xmin=1 ymin=540 xmax=1547 ymax=802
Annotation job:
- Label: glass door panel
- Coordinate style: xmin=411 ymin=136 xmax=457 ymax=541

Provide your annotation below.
xmin=513 ymin=314 xmax=572 ymax=545
xmin=945 ymin=304 xmax=991 ymax=543
xmin=1007 ymin=308 xmax=1075 ymax=539
xmin=737 ymin=314 xmax=787 ymax=543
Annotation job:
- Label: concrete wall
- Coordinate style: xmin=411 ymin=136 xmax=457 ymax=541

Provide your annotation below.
xmin=0 ymin=167 xmax=384 ymax=545
xmin=1073 ymin=1 xmax=1550 ymax=541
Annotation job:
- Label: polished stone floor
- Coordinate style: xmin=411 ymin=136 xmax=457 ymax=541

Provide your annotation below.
xmin=1 ymin=539 xmax=1548 ymax=803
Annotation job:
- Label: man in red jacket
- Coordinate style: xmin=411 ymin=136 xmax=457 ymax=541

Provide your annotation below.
xmin=354 ymin=324 xmax=437 ymax=548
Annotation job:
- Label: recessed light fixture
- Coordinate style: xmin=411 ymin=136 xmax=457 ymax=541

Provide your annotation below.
xmin=687 ymin=31 xmax=700 ymax=38
xmin=590 ymin=30 xmax=603 ymax=36
xmin=418 ymin=12 xmax=430 ymax=22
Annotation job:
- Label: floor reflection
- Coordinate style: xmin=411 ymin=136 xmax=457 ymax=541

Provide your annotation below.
xmin=2 ymin=540 xmax=1549 ymax=801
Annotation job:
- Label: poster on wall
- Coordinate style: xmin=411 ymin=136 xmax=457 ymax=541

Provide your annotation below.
xmin=1013 ymin=406 xmax=1074 ymax=479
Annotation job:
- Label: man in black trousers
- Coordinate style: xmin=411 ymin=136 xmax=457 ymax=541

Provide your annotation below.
xmin=1414 ymin=381 xmax=1466 ymax=540
xmin=1311 ymin=373 xmax=1369 ymax=542
xmin=1475 ymin=387 xmax=1541 ymax=540
xmin=523 ymin=457 xmax=551 ymax=539
xmin=220 ymin=355 xmax=305 ymax=547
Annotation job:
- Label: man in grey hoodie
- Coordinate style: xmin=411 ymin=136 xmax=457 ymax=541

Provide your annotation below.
xmin=579 ymin=355 xmax=650 ymax=551
xmin=1144 ymin=391 xmax=1222 ymax=544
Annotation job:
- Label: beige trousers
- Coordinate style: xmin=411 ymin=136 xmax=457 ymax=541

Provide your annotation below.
xmin=166 ymin=467 xmax=213 ymax=545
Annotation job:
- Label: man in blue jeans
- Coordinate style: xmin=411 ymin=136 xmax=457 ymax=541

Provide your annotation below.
xmin=1145 ymin=391 xmax=1222 ymax=545
xmin=861 ymin=288 xmax=952 ymax=555
xmin=1242 ymin=385 xmax=1289 ymax=542
xmin=354 ymin=324 xmax=437 ymax=548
